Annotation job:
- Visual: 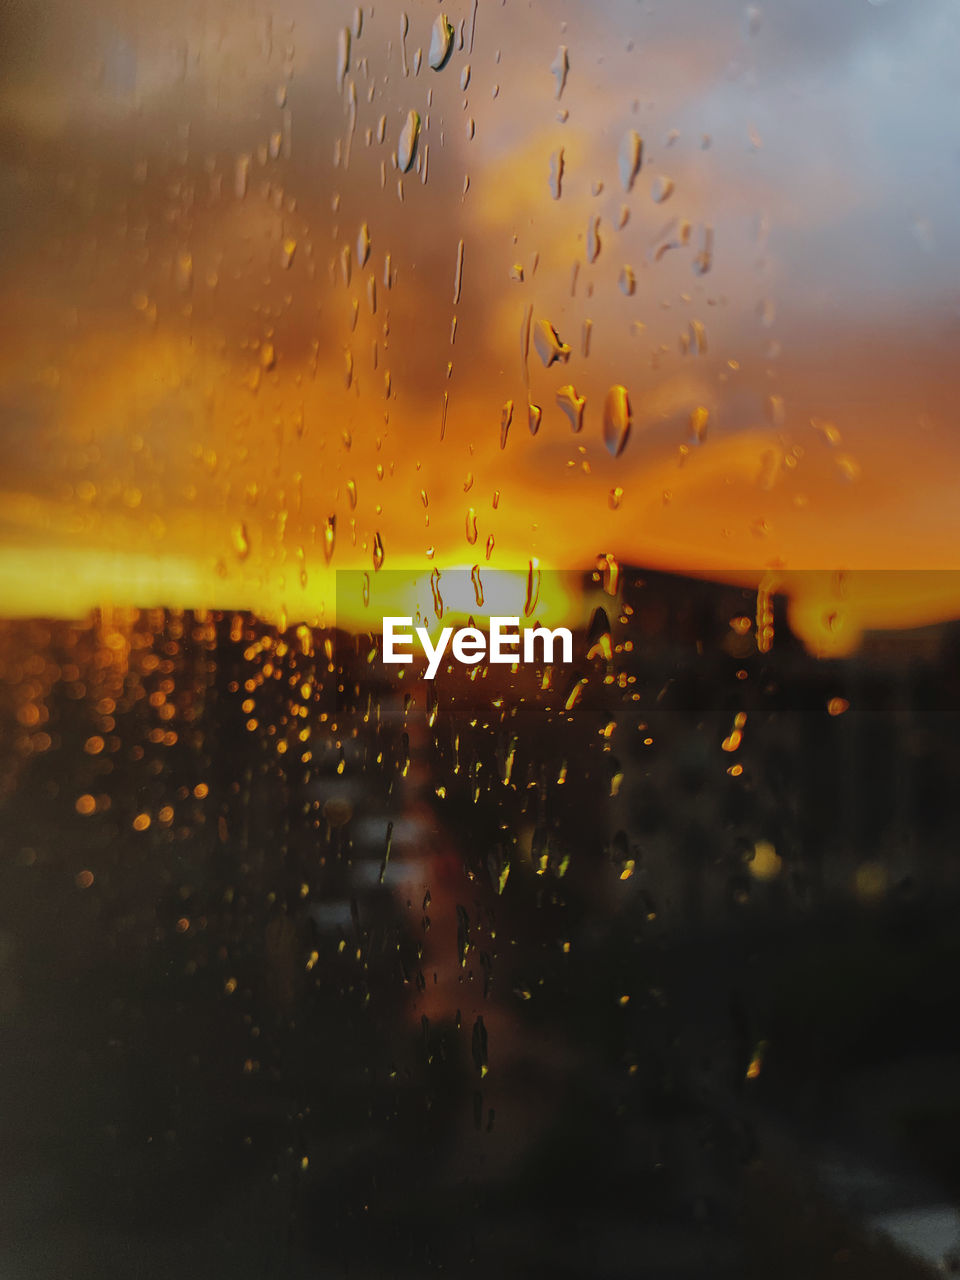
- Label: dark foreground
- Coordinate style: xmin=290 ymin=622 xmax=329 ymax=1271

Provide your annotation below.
xmin=1 ymin=578 xmax=960 ymax=1277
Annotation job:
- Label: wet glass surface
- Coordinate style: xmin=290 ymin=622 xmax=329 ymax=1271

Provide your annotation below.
xmin=2 ymin=1 xmax=960 ymax=1276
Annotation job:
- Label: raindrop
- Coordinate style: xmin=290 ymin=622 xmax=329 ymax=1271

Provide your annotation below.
xmin=533 ymin=319 xmax=571 ymax=367
xmin=528 ymin=403 xmax=542 ymax=435
xmin=557 ymin=385 xmax=586 ymax=433
xmin=232 ymin=522 xmax=250 ymax=560
xmin=649 ymin=218 xmax=691 ymax=261
xmin=400 ymin=12 xmax=410 ymax=76
xmin=347 ymin=478 xmax=358 ymax=508
xmin=460 ymin=64 xmax=471 ymax=91
xmin=587 ymin=215 xmax=601 ymax=263
xmin=586 ymin=606 xmax=613 ymax=661
xmin=357 ymin=222 xmax=371 ymax=266
xmin=548 ymin=148 xmax=565 ymax=200
xmin=372 ymin=531 xmax=385 ymax=570
xmin=688 ymin=320 xmax=707 ymax=355
xmin=651 ymin=175 xmax=674 ymax=203
xmin=471 ymin=565 xmax=484 ymax=608
xmin=690 ymin=405 xmax=709 ymax=444
xmin=465 ymin=508 xmax=478 ymax=545
xmin=551 ymin=45 xmax=569 ymax=99
xmin=453 ymin=238 xmax=465 ymax=304
xmin=323 ymin=516 xmax=337 ymax=564
xmin=693 ymin=223 xmax=714 ymax=275
xmin=429 ymin=13 xmax=454 ymax=71
xmin=281 ymin=238 xmax=296 ymax=270
xmin=603 ymin=386 xmax=632 ymax=457
xmin=499 ymin=400 xmax=514 ymax=450
xmin=485 ymin=534 xmax=495 ymax=560
xmin=471 ymin=1015 xmax=488 ymax=1075
xmin=598 ymin=552 xmax=620 ymax=595
xmin=398 ymin=110 xmax=421 ymax=172
xmin=524 ymin=560 xmax=541 ymax=616
xmin=609 ymin=486 xmax=624 ymax=509
xmin=618 ymin=265 xmax=636 ymax=296
xmin=430 ymin=567 xmax=444 ymax=618
xmin=337 ymin=28 xmax=351 ymax=93
xmin=379 ymin=821 xmax=394 ymax=884
xmin=618 ymin=130 xmax=643 ymax=192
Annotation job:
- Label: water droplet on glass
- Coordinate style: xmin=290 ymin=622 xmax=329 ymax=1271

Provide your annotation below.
xmin=551 ymin=45 xmax=569 ymax=99
xmin=688 ymin=319 xmax=707 ymax=355
xmin=524 ymin=560 xmax=541 ymax=617
xmin=485 ymin=534 xmax=495 ymax=560
xmin=499 ymin=400 xmax=514 ymax=450
xmin=429 ymin=13 xmax=454 ymax=71
xmin=465 ymin=507 xmax=478 ymax=545
xmin=453 ymin=238 xmax=465 ymax=304
xmin=400 ymin=12 xmax=410 ymax=76
xmin=337 ymin=28 xmax=351 ymax=93
xmin=528 ymin=403 xmax=542 ymax=436
xmin=430 ymin=567 xmax=444 ymax=618
xmin=603 ymin=386 xmax=632 ymax=457
xmin=619 ymin=130 xmax=643 ymax=192
xmin=357 ymin=222 xmax=371 ymax=266
xmin=693 ymin=223 xmax=714 ymax=275
xmin=548 ymin=148 xmax=565 ymax=200
xmin=618 ymin=265 xmax=636 ymax=296
xmin=557 ymin=385 xmax=586 ymax=433
xmin=323 ymin=515 xmax=336 ymax=564
xmin=650 ymin=218 xmax=691 ymax=261
xmin=471 ymin=565 xmax=484 ymax=608
xmin=398 ymin=110 xmax=421 ymax=172
xmin=651 ymin=175 xmax=674 ymax=203
xmin=690 ymin=405 xmax=709 ymax=443
xmin=587 ymin=606 xmax=613 ymax=661
xmin=372 ymin=531 xmax=385 ymax=570
xmin=587 ymin=216 xmax=601 ymax=263
xmin=232 ymin=522 xmax=250 ymax=560
xmin=533 ymin=320 xmax=571 ymax=367
xmin=609 ymin=486 xmax=624 ymax=510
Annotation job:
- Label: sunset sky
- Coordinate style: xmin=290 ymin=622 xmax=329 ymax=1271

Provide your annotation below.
xmin=1 ymin=0 xmax=959 ymax=641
